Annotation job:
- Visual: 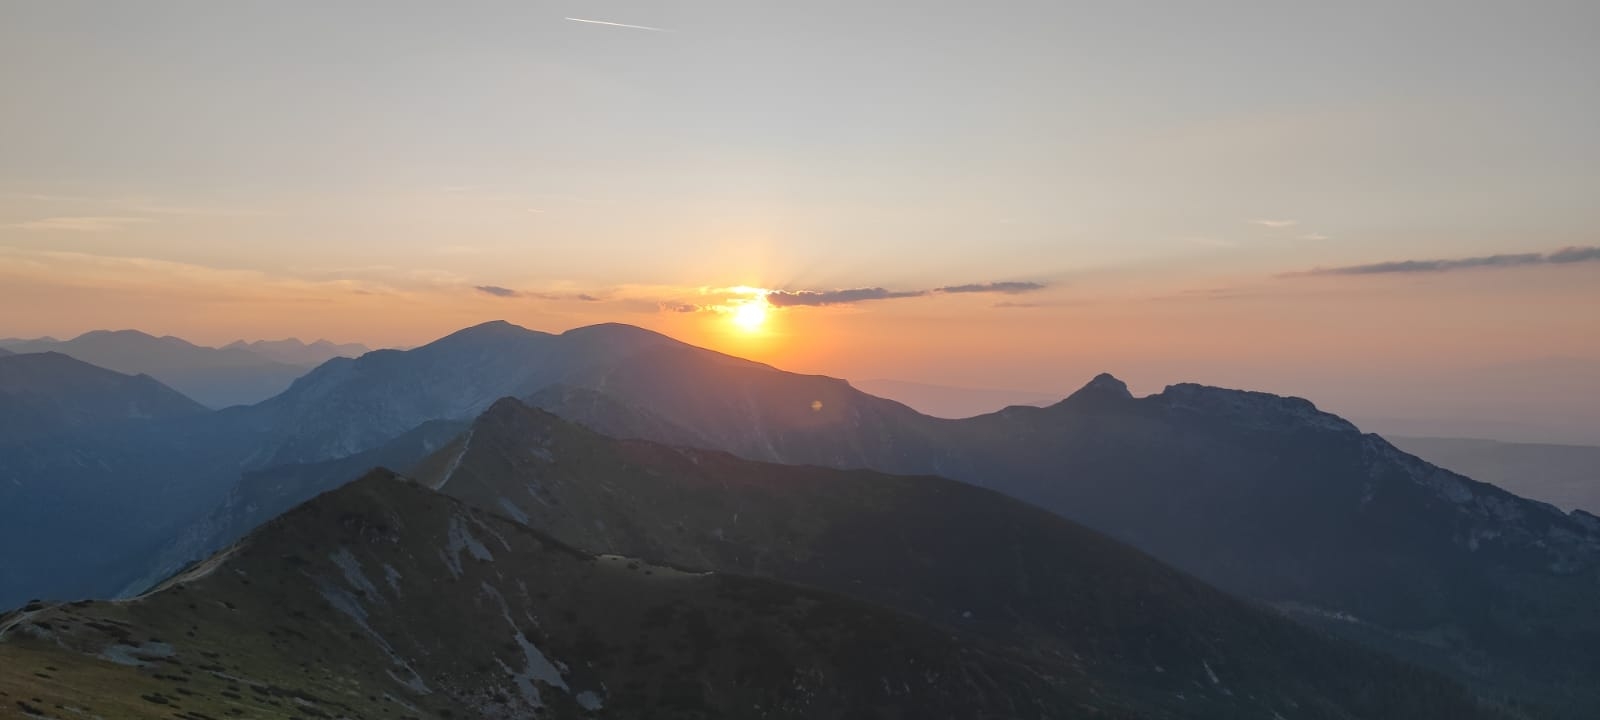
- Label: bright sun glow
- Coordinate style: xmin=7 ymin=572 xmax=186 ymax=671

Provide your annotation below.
xmin=731 ymin=300 xmax=768 ymax=332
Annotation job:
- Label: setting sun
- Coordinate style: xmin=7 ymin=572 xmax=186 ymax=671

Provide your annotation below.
xmin=731 ymin=300 xmax=769 ymax=332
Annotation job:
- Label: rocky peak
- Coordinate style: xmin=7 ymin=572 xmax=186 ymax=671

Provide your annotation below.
xmin=1056 ymin=373 xmax=1135 ymax=409
xmin=1155 ymin=383 xmax=1359 ymax=434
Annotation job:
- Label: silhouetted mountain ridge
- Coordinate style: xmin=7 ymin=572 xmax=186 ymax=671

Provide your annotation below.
xmin=0 ymin=470 xmax=1145 ymax=719
xmin=0 ymin=351 xmax=208 ymax=444
xmin=4 ymin=321 xmax=1594 ymax=715
xmin=0 ymin=329 xmax=312 ymax=408
xmin=407 ymin=397 xmax=1503 ymax=719
xmin=222 ymin=337 xmax=371 ymax=365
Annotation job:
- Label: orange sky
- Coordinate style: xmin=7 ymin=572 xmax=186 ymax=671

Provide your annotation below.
xmin=3 ymin=3 xmax=1598 ymax=440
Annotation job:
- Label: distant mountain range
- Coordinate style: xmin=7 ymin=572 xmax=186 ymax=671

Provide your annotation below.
xmin=0 ymin=331 xmax=316 ymax=408
xmin=0 ymin=352 xmax=208 ymax=444
xmin=1390 ymin=436 xmax=1600 ymax=514
xmin=0 ymin=464 xmax=1496 ymax=719
xmin=3 ymin=320 xmax=1597 ymax=716
xmin=222 ymin=337 xmax=371 ymax=366
xmin=850 ymin=378 xmax=1061 ymax=418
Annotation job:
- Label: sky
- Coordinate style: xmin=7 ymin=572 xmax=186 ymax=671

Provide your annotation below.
xmin=2 ymin=1 xmax=1598 ymax=440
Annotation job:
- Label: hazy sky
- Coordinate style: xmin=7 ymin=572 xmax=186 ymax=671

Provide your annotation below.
xmin=2 ymin=1 xmax=1597 ymax=437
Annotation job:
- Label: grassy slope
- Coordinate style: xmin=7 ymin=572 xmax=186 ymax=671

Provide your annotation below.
xmin=417 ymin=399 xmax=1505 ymax=720
xmin=0 ymin=471 xmax=1123 ymax=720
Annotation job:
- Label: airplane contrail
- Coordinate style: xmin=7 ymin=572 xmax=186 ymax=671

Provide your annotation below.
xmin=565 ymin=17 xmax=674 ymax=32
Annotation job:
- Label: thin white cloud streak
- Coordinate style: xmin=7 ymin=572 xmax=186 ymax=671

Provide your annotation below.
xmin=1250 ymin=219 xmax=1298 ymax=228
xmin=565 ymin=17 xmax=674 ymax=32
xmin=8 ymin=216 xmax=152 ymax=232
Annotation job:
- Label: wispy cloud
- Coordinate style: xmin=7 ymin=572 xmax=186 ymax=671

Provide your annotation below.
xmin=1291 ymin=245 xmax=1600 ymax=276
xmin=8 ymin=216 xmax=152 ymax=232
xmin=1250 ymin=219 xmax=1298 ymax=228
xmin=474 ymin=285 xmax=608 ymax=302
xmin=762 ymin=281 xmax=1048 ymax=308
xmin=565 ymin=17 xmax=674 ymax=32
xmin=1550 ymin=246 xmax=1600 ymax=263
xmin=1300 ymin=233 xmax=1329 ymax=241
xmin=766 ymin=287 xmax=925 ymax=307
xmin=936 ymin=281 xmax=1047 ymax=294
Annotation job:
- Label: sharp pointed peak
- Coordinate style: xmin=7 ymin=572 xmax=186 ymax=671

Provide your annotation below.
xmin=1056 ymin=372 xmax=1134 ymax=408
xmin=1082 ymin=373 xmax=1132 ymax=397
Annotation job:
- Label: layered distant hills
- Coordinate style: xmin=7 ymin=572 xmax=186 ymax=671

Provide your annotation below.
xmin=222 ymin=337 xmax=372 ymax=366
xmin=0 ymin=352 xmax=207 ymax=443
xmin=3 ymin=320 xmax=1597 ymax=716
xmin=0 ymin=331 xmax=368 ymax=408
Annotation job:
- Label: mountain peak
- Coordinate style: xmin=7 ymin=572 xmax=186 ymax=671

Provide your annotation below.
xmin=480 ymin=396 xmax=572 ymax=439
xmin=426 ymin=320 xmax=547 ymax=348
xmin=1084 ymin=372 xmax=1133 ymax=397
xmin=560 ymin=322 xmax=678 ymax=344
xmin=459 ymin=319 xmax=527 ymax=334
xmin=1057 ymin=372 xmax=1134 ymax=408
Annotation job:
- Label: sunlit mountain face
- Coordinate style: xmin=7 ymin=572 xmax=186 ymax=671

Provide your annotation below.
xmin=2 ymin=2 xmax=1597 ymax=719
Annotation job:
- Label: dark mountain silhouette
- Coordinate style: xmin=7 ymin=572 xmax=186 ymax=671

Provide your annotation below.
xmin=4 ymin=320 xmax=1594 ymax=715
xmin=0 ymin=322 xmax=690 ymax=608
xmin=0 ymin=330 xmax=312 ymax=408
xmin=236 ymin=321 xmax=681 ymax=467
xmin=0 ymin=469 xmax=1497 ymax=720
xmin=539 ymin=369 xmax=1600 ymax=717
xmin=420 ymin=398 xmax=1501 ymax=719
xmin=0 ymin=352 xmax=207 ymax=444
xmin=122 ymin=418 xmax=469 ymax=596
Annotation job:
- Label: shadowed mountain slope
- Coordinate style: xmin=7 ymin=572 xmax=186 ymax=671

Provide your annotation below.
xmin=0 ymin=470 xmax=1125 ymax=720
xmin=0 ymin=352 xmax=207 ymax=444
xmin=0 ymin=468 xmax=1497 ymax=720
xmin=410 ymin=398 xmax=1501 ymax=720
xmin=1389 ymin=436 xmax=1600 ymax=514
xmin=526 ymin=363 xmax=1600 ymax=718
xmin=122 ymin=418 xmax=470 ymax=597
